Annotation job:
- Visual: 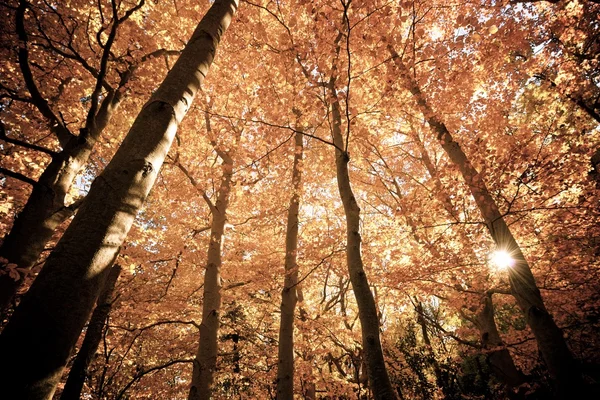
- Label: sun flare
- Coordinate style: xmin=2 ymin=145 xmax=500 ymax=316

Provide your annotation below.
xmin=490 ymin=250 xmax=515 ymax=270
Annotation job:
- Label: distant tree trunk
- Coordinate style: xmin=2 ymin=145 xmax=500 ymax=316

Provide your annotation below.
xmin=276 ymin=130 xmax=304 ymax=399
xmin=476 ymin=292 xmax=526 ymax=388
xmin=0 ymin=2 xmax=238 ymax=399
xmin=60 ymin=265 xmax=121 ymax=400
xmin=589 ymin=148 xmax=600 ymax=186
xmin=328 ymin=76 xmax=397 ymax=399
xmin=410 ymin=132 xmax=459 ymax=221
xmin=389 ymin=45 xmax=582 ymax=398
xmin=414 ymin=301 xmax=449 ymax=396
xmin=410 ymin=138 xmax=526 ymax=389
xmin=377 ymin=135 xmax=524 ymax=392
xmin=304 ymin=382 xmax=316 ymax=400
xmin=189 ymin=115 xmax=238 ymax=400
xmin=0 ymin=0 xmax=135 ymax=314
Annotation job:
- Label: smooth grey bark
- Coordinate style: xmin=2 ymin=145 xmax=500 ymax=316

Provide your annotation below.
xmin=389 ymin=45 xmax=582 ymax=398
xmin=0 ymin=0 xmax=141 ymax=314
xmin=60 ymin=265 xmax=121 ymax=400
xmin=328 ymin=76 xmax=396 ymax=399
xmin=276 ymin=131 xmax=304 ymax=400
xmin=188 ymin=117 xmax=238 ymax=400
xmin=0 ymin=2 xmax=238 ymax=398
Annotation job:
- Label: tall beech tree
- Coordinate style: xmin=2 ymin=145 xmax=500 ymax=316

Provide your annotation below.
xmin=187 ymin=111 xmax=241 ymax=400
xmin=0 ymin=0 xmax=178 ymax=313
xmin=0 ymin=0 xmax=238 ymax=398
xmin=406 ymin=138 xmax=526 ymax=390
xmin=388 ymin=45 xmax=583 ymax=397
xmin=326 ymin=19 xmax=396 ymax=397
xmin=368 ymin=134 xmax=525 ymax=392
xmin=276 ymin=130 xmax=304 ymax=399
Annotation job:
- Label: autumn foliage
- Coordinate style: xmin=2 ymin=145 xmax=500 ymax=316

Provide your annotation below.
xmin=0 ymin=0 xmax=599 ymax=399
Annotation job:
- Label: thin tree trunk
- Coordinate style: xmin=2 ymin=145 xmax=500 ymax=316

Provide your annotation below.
xmin=328 ymin=78 xmax=396 ymax=399
xmin=375 ymin=137 xmax=525 ymax=390
xmin=189 ymin=115 xmax=238 ymax=400
xmin=414 ymin=301 xmax=449 ymax=396
xmin=389 ymin=45 xmax=582 ymax=398
xmin=276 ymin=131 xmax=304 ymax=399
xmin=476 ymin=292 xmax=526 ymax=388
xmin=411 ymin=132 xmax=458 ymax=221
xmin=60 ymin=265 xmax=121 ymax=400
xmin=304 ymin=382 xmax=316 ymax=400
xmin=0 ymin=2 xmax=238 ymax=398
xmin=410 ymin=139 xmax=526 ymax=388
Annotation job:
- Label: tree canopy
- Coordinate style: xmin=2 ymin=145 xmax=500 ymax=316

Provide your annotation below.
xmin=0 ymin=0 xmax=599 ymax=399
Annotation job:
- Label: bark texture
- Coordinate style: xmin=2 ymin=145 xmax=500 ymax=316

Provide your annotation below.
xmin=0 ymin=0 xmax=132 ymax=314
xmin=0 ymin=2 xmax=238 ymax=398
xmin=60 ymin=265 xmax=121 ymax=400
xmin=475 ymin=293 xmax=526 ymax=388
xmin=389 ymin=45 xmax=582 ymax=398
xmin=276 ymin=131 xmax=304 ymax=400
xmin=188 ymin=116 xmax=238 ymax=400
xmin=329 ymin=79 xmax=396 ymax=399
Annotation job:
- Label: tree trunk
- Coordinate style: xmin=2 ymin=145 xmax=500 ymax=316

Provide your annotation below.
xmin=381 ymin=134 xmax=524 ymax=391
xmin=0 ymin=0 xmax=127 ymax=314
xmin=276 ymin=131 xmax=304 ymax=399
xmin=416 ymin=140 xmax=526 ymax=389
xmin=0 ymin=98 xmax=119 ymax=314
xmin=476 ymin=292 xmax=526 ymax=388
xmin=60 ymin=265 xmax=121 ymax=400
xmin=329 ymin=80 xmax=397 ymax=399
xmin=415 ymin=301 xmax=449 ymax=396
xmin=304 ymin=382 xmax=316 ymax=400
xmin=389 ymin=45 xmax=582 ymax=398
xmin=189 ymin=121 xmax=237 ymax=400
xmin=0 ymin=2 xmax=238 ymax=398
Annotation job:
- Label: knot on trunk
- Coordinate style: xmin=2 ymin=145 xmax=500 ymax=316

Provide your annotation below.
xmin=142 ymin=162 xmax=153 ymax=177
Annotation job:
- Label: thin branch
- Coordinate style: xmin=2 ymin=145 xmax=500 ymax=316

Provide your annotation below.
xmin=205 ymin=110 xmax=343 ymax=153
xmin=115 ymin=358 xmax=193 ymax=400
xmin=16 ymin=0 xmax=74 ymax=147
xmin=0 ymin=121 xmax=57 ymax=156
xmin=0 ymin=167 xmax=38 ymax=187
xmin=173 ymin=158 xmax=217 ymax=213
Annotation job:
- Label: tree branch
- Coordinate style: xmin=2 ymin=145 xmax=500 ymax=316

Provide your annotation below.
xmin=16 ymin=0 xmax=74 ymax=147
xmin=0 ymin=167 xmax=38 ymax=187
xmin=115 ymin=358 xmax=193 ymax=400
xmin=0 ymin=121 xmax=57 ymax=156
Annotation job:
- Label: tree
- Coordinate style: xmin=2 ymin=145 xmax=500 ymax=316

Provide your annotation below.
xmin=326 ymin=7 xmax=396 ymax=395
xmin=1 ymin=0 xmax=599 ymax=398
xmin=474 ymin=291 xmax=526 ymax=390
xmin=276 ymin=129 xmax=304 ymax=399
xmin=388 ymin=44 xmax=584 ymax=397
xmin=0 ymin=1 xmax=239 ymax=398
xmin=187 ymin=110 xmax=241 ymax=400
xmin=0 ymin=0 xmax=171 ymax=313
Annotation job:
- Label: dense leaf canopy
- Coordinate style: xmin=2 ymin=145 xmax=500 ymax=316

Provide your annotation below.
xmin=1 ymin=0 xmax=599 ymax=398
